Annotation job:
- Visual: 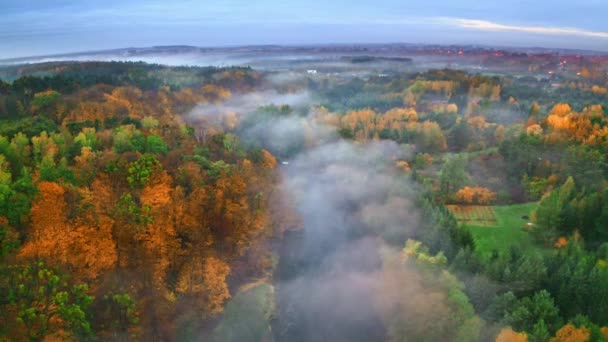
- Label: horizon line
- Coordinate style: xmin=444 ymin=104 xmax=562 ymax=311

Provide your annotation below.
xmin=1 ymin=41 xmax=607 ymax=64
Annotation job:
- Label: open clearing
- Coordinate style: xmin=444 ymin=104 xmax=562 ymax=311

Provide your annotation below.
xmin=448 ymin=203 xmax=539 ymax=258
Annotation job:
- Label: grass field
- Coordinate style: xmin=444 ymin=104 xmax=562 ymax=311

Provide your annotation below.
xmin=448 ymin=203 xmax=539 ymax=258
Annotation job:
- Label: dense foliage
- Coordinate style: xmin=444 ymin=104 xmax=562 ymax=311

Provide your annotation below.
xmin=0 ymin=64 xmax=281 ymax=340
xmin=0 ymin=56 xmax=607 ymax=341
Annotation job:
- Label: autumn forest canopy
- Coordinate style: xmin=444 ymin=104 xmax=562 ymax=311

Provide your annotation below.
xmin=0 ymin=47 xmax=608 ymax=341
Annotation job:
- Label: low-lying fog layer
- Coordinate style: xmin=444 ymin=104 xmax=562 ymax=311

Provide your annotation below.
xmin=0 ymin=46 xmax=503 ymax=75
xmin=188 ymin=84 xmax=463 ymax=341
xmin=274 ymin=140 xmax=420 ymax=341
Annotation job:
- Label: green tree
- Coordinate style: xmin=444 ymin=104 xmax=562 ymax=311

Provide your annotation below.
xmin=39 ymin=156 xmax=75 ymax=184
xmin=127 ymin=154 xmax=160 ymax=189
xmin=546 ymin=243 xmax=608 ymax=325
xmin=6 ymin=167 xmax=37 ymax=227
xmin=100 ymin=291 xmax=139 ymax=339
xmin=10 ymin=133 xmax=30 ymax=174
xmin=533 ymin=177 xmax=575 ymax=243
xmin=499 ymin=132 xmax=542 ymax=179
xmin=0 ymin=223 xmax=18 ymax=261
xmin=146 ymin=134 xmax=168 ymax=155
xmin=484 ymin=291 xmax=518 ymax=322
xmin=0 ymin=79 xmax=9 ymax=95
xmin=30 ymin=90 xmax=61 ymax=119
xmin=439 ymin=155 xmax=469 ymax=198
xmin=113 ymin=126 xmax=146 ymax=154
xmin=115 ymin=193 xmax=153 ymax=226
xmin=448 ymin=121 xmax=473 ymax=152
xmin=1 ymin=262 xmax=93 ymax=340
xmin=530 ymin=319 xmax=550 ymax=342
xmin=0 ymin=156 xmax=14 ymax=216
xmin=74 ymin=128 xmax=98 ymax=149
xmin=222 ymin=133 xmax=240 ymax=154
xmin=141 ymin=116 xmax=159 ymax=129
xmin=505 ymin=290 xmax=561 ymax=333
xmin=562 ymin=146 xmax=606 ymax=190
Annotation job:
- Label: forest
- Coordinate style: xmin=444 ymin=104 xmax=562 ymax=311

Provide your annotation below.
xmin=0 ymin=53 xmax=607 ymax=342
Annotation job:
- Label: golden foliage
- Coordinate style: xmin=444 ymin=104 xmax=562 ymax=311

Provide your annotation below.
xmin=74 ymin=146 xmax=96 ymax=182
xmin=496 ymin=328 xmax=528 ymax=342
xmin=551 ymin=324 xmax=590 ymax=342
xmin=446 ymin=103 xmax=459 ymax=114
xmin=340 ymin=109 xmax=376 ymax=141
xmin=549 ymin=103 xmax=573 ymax=117
xmin=396 ymin=160 xmax=411 ymax=172
xmin=526 ymin=124 xmax=543 ymax=136
xmin=20 ymin=182 xmax=117 ymax=279
xmin=200 ymin=257 xmax=231 ymax=314
xmin=467 ymin=116 xmax=490 ymax=129
xmin=417 ymin=121 xmax=447 ymax=152
xmin=584 ymin=126 xmax=608 ymax=145
xmin=383 ymin=107 xmax=418 ymax=123
xmin=555 ymin=237 xmax=569 ymax=248
xmin=546 ymin=114 xmax=572 ymax=131
xmin=261 ymin=149 xmax=277 ymax=169
xmin=455 ymin=186 xmax=497 ymax=204
xmin=138 ymin=171 xmax=180 ymax=288
xmin=176 ymin=256 xmax=231 ymax=315
xmin=0 ymin=73 xmax=283 ymax=336
xmin=340 ymin=107 xmax=419 ymax=142
xmin=425 ymin=80 xmax=456 ymax=95
xmin=32 ymin=132 xmax=58 ymax=161
xmin=139 ymin=217 xmax=178 ymax=288
xmin=591 ymin=85 xmax=607 ymax=95
xmin=210 ymin=165 xmax=270 ymax=257
xmin=200 ymin=84 xmax=231 ymax=102
xmin=548 ymin=174 xmax=560 ymax=185
xmin=90 ymin=174 xmax=116 ymax=214
xmin=428 ymin=102 xmax=456 ymax=114
xmin=313 ymin=106 xmax=340 ymax=126
xmin=542 ymin=103 xmax=608 ymax=144
xmin=140 ymin=172 xmax=173 ymax=209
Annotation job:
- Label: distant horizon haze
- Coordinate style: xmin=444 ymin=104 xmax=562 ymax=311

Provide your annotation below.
xmin=1 ymin=0 xmax=608 ymax=59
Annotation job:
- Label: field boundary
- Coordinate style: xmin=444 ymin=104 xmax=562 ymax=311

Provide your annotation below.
xmin=446 ymin=205 xmax=497 ymax=227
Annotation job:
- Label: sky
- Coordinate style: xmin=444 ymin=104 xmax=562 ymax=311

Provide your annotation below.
xmin=1 ymin=0 xmax=607 ymax=59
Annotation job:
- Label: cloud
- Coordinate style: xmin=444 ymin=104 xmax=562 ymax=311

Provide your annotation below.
xmin=447 ymin=18 xmax=608 ymax=39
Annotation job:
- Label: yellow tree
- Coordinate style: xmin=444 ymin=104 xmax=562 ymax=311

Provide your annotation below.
xmin=74 ymin=146 xmax=97 ymax=184
xmin=340 ymin=109 xmax=376 ymax=141
xmin=550 ymin=324 xmax=590 ymax=342
xmin=139 ymin=172 xmax=179 ymax=288
xmin=416 ymin=121 xmax=447 ymax=152
xmin=209 ymin=163 xmax=269 ymax=258
xmin=19 ymin=182 xmax=117 ymax=280
xmin=176 ymin=256 xmax=231 ymax=315
xmin=455 ymin=186 xmax=497 ymax=204
xmin=496 ymin=328 xmax=528 ymax=342
xmin=261 ymin=149 xmax=277 ymax=170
